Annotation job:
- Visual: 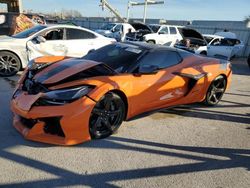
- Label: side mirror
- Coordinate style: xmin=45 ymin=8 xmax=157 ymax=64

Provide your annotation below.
xmin=158 ymin=31 xmax=165 ymax=35
xmin=35 ymin=36 xmax=46 ymax=43
xmin=111 ymin=28 xmax=115 ymax=33
xmin=139 ymin=65 xmax=159 ymax=74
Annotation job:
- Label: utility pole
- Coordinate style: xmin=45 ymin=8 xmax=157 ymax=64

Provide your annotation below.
xmin=143 ymin=0 xmax=148 ymax=23
xmin=18 ymin=0 xmax=23 ymax=13
xmin=100 ymin=0 xmax=126 ymax=23
xmin=127 ymin=0 xmax=164 ymax=23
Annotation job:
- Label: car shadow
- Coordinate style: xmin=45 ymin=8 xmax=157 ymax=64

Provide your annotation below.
xmin=0 ymin=136 xmax=249 ymax=187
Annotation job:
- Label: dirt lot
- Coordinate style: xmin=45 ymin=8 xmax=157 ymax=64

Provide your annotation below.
xmin=0 ymin=58 xmax=249 ymax=188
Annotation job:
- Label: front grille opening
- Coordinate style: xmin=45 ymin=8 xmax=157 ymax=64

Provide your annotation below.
xmin=20 ymin=116 xmax=37 ymax=129
xmin=42 ymin=117 xmax=65 ymax=137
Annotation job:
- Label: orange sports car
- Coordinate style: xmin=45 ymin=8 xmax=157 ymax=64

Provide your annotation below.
xmin=11 ymin=42 xmax=232 ymax=145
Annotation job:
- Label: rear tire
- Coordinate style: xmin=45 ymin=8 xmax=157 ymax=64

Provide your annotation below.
xmin=204 ymin=75 xmax=226 ymax=106
xmin=89 ymin=92 xmax=125 ymax=139
xmin=0 ymin=51 xmax=21 ymax=77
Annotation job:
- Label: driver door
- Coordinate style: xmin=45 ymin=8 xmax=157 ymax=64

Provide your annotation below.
xmin=157 ymin=26 xmax=170 ymax=45
xmin=129 ymin=50 xmax=188 ymax=116
xmin=27 ymin=28 xmax=67 ymax=60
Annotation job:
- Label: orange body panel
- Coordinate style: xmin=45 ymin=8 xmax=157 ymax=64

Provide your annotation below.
xmin=11 ymin=55 xmax=232 ymax=145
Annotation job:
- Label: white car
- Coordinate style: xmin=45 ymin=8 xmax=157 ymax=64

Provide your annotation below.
xmin=0 ymin=24 xmax=115 ymax=76
xmin=203 ymin=33 xmax=244 ymax=60
xmin=95 ymin=23 xmax=135 ymax=42
xmin=143 ymin=24 xmax=207 ymax=55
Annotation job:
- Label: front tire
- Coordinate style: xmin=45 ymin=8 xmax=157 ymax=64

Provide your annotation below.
xmin=204 ymin=75 xmax=226 ymax=106
xmin=147 ymin=40 xmax=155 ymax=44
xmin=0 ymin=51 xmax=21 ymax=77
xmin=200 ymin=51 xmax=207 ymax=56
xmin=89 ymin=92 xmax=125 ymax=139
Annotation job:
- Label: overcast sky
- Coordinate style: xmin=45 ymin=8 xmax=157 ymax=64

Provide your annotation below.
xmin=1 ymin=0 xmax=250 ymax=21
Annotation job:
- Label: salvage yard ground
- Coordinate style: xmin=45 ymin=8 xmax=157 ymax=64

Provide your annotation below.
xmin=0 ymin=58 xmax=249 ymax=188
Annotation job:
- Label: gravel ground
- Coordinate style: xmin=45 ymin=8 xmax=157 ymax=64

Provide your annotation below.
xmin=0 ymin=58 xmax=249 ymax=188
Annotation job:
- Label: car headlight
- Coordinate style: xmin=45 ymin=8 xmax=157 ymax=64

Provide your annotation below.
xmin=38 ymin=86 xmax=94 ymax=105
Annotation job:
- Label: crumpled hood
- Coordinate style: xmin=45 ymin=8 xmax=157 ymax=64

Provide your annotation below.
xmin=33 ymin=58 xmax=101 ymax=85
xmin=130 ymin=23 xmax=152 ymax=32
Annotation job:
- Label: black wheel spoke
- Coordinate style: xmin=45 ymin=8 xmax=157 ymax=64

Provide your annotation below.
xmin=103 ymin=96 xmax=112 ymax=110
xmin=102 ymin=119 xmax=112 ymax=131
xmin=92 ymin=108 xmax=104 ymax=116
xmin=215 ymin=79 xmax=224 ymax=88
xmin=215 ymin=88 xmax=224 ymax=93
xmin=107 ymin=109 xmax=121 ymax=117
xmin=94 ymin=117 xmax=102 ymax=129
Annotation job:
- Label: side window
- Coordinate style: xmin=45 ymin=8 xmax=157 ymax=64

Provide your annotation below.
xmin=159 ymin=26 xmax=168 ymax=34
xmin=220 ymin=39 xmax=234 ymax=46
xmin=43 ymin=29 xmax=64 ymax=40
xmin=169 ymin=27 xmax=177 ymax=35
xmin=211 ymin=38 xmax=221 ymax=46
xmin=66 ymin=28 xmax=96 ymax=40
xmin=228 ymin=38 xmax=240 ymax=46
xmin=113 ymin=24 xmax=122 ymax=32
xmin=139 ymin=50 xmax=181 ymax=69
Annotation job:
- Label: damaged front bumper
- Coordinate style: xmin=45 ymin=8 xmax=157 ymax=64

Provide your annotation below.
xmin=11 ymin=91 xmax=96 ymax=145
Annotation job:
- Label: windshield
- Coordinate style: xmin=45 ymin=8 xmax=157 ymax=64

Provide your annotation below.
xmin=101 ymin=23 xmax=116 ymax=30
xmin=83 ymin=43 xmax=144 ymax=73
xmin=149 ymin=25 xmax=161 ymax=33
xmin=12 ymin=25 xmax=47 ymax=38
xmin=203 ymin=36 xmax=214 ymax=44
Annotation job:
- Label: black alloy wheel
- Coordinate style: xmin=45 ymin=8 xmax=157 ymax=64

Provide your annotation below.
xmin=89 ymin=92 xmax=125 ymax=139
xmin=204 ymin=75 xmax=227 ymax=106
xmin=0 ymin=51 xmax=21 ymax=77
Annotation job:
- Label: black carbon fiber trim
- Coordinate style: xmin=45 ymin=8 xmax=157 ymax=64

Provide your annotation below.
xmin=35 ymin=60 xmax=84 ymax=83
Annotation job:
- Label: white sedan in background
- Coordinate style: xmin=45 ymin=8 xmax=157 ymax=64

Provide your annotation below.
xmin=0 ymin=24 xmax=115 ymax=76
xmin=203 ymin=33 xmax=244 ymax=60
